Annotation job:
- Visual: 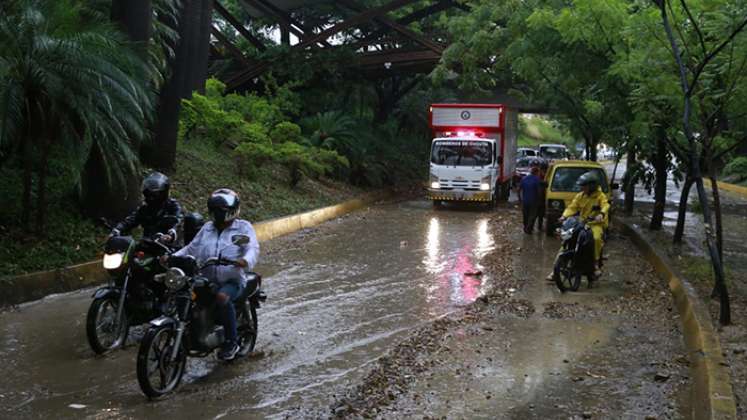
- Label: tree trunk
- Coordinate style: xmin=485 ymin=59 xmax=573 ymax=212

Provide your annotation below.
xmin=709 ymin=172 xmax=723 ymax=261
xmin=191 ymin=0 xmax=213 ymax=94
xmin=623 ymin=147 xmax=636 ymax=216
xmin=111 ymin=0 xmax=153 ymax=45
xmin=35 ymin=141 xmax=52 ymax=231
xmin=146 ymin=0 xmax=194 ymax=170
xmin=21 ymin=140 xmax=33 ymax=230
xmin=81 ymin=144 xmax=142 ymax=220
xmin=673 ymin=175 xmax=693 ymax=243
xmin=650 ymin=131 xmax=668 ymax=230
xmin=658 ymin=2 xmax=730 ymax=325
xmin=181 ymin=0 xmax=204 ymax=98
xmin=281 ymin=24 xmax=291 ymax=46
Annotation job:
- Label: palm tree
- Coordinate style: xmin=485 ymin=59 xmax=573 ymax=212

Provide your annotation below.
xmin=0 ymin=0 xmax=154 ymax=230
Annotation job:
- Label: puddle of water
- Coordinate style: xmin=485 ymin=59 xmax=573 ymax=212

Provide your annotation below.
xmin=0 ymin=200 xmax=502 ymax=418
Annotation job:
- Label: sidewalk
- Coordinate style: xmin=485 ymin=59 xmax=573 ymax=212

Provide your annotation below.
xmin=627 ymin=187 xmax=747 ymax=418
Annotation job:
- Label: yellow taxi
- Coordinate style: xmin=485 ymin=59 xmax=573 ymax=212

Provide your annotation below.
xmin=543 ymin=160 xmax=618 ymax=236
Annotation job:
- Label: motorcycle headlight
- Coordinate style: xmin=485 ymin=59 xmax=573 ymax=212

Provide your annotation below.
xmin=164 ymin=267 xmax=187 ymax=290
xmin=560 ymin=229 xmax=573 ymax=241
xmin=551 ymin=200 xmax=563 ymax=209
xmin=103 ymin=253 xmax=124 ymax=270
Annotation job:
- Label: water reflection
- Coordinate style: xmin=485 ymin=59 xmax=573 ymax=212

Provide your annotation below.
xmin=421 ymin=216 xmax=495 ymax=307
xmin=424 ymin=217 xmax=443 ymax=274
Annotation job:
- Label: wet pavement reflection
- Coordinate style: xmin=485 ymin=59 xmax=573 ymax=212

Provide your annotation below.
xmin=0 ymin=200 xmax=500 ymax=419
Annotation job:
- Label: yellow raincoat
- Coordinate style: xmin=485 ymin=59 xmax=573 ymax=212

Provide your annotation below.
xmin=562 ymin=187 xmax=610 ymax=261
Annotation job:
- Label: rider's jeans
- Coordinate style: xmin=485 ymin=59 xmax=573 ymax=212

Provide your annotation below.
xmin=217 ymin=280 xmax=245 ymax=346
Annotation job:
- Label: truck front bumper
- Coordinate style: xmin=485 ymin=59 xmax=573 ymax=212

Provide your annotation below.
xmin=428 ymin=189 xmax=492 ymax=202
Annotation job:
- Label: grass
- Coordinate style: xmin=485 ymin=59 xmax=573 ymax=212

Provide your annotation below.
xmin=0 ymin=140 xmax=367 ymax=277
xmin=518 ymin=115 xmax=574 ymax=149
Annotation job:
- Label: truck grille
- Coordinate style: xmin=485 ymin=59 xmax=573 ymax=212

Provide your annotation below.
xmin=439 ymin=179 xmax=481 ymax=190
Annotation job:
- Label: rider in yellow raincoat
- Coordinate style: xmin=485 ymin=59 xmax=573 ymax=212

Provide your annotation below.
xmin=560 ymin=172 xmax=609 ymax=273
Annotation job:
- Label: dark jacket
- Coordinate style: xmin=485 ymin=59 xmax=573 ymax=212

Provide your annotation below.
xmin=115 ymin=198 xmax=183 ymax=237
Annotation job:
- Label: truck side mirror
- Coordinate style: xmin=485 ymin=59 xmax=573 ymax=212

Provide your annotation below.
xmin=611 ymin=182 xmax=620 ymax=190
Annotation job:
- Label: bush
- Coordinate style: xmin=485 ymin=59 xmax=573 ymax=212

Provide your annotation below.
xmin=233 ymin=142 xmax=275 ymax=178
xmin=270 ymin=121 xmax=303 ymax=144
xmin=723 ymin=156 xmax=747 ymax=182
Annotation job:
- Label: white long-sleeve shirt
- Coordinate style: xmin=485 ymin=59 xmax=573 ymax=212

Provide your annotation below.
xmin=173 ymin=219 xmax=260 ymax=286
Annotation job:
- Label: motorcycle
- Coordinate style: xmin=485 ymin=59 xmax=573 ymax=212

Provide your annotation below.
xmin=552 ymin=212 xmax=604 ymax=292
xmin=86 ymin=216 xmax=179 ymax=354
xmin=136 ymin=234 xmax=266 ymax=399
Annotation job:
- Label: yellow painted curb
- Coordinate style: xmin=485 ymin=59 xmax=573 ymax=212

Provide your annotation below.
xmin=703 ymin=178 xmax=747 ymax=199
xmin=618 ymin=220 xmax=737 ymax=420
xmin=0 ymin=190 xmax=391 ymax=307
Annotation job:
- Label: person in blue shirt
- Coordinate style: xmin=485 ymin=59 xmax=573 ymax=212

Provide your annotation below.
xmin=518 ymin=166 xmax=542 ymax=234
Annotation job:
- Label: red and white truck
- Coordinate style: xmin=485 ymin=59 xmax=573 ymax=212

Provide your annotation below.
xmin=427 ymin=103 xmax=518 ymax=206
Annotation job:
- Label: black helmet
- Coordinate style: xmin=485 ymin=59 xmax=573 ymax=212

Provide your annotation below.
xmin=577 ymin=171 xmax=599 ymax=189
xmin=530 ymin=159 xmax=540 ymax=167
xmin=142 ymin=172 xmax=170 ymax=206
xmin=207 ymin=188 xmax=240 ymax=225
xmin=539 ymin=160 xmax=549 ymax=171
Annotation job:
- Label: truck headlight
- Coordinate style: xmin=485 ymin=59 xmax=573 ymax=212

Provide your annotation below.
xmin=431 ymin=181 xmax=441 ymax=189
xmin=103 ymin=253 xmax=124 ymax=270
xmin=480 ymin=183 xmax=490 ymax=191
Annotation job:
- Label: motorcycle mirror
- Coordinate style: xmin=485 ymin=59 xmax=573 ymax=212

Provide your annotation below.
xmin=231 ymin=234 xmax=250 ymax=246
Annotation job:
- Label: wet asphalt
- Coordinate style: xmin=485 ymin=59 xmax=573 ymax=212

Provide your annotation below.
xmin=0 ymin=197 xmax=690 ymax=419
xmin=1 ymin=201 xmax=499 ymax=419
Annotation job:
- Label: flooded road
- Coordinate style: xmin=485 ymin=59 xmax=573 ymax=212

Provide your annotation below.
xmin=0 ymin=201 xmax=500 ymax=419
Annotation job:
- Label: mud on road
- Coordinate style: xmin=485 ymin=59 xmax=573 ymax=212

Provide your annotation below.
xmin=332 ymin=207 xmax=691 ymax=419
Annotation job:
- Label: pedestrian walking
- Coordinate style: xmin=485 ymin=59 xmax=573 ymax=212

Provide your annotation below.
xmin=519 ymin=166 xmax=542 ymax=234
xmin=537 ymin=160 xmax=549 ymax=230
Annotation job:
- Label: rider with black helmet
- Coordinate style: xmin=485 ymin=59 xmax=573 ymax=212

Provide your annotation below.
xmin=172 ymin=188 xmax=260 ymax=360
xmin=111 ymin=172 xmax=182 ymax=242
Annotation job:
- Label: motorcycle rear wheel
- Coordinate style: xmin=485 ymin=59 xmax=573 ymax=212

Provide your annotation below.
xmin=237 ymin=305 xmax=258 ymax=357
xmin=553 ymin=255 xmax=582 ymax=292
xmin=86 ymin=297 xmax=129 ymax=354
xmin=136 ymin=325 xmax=186 ymax=399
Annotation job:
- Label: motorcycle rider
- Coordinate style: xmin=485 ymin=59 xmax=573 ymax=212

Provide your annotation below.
xmin=171 ymin=188 xmax=260 ymax=361
xmin=559 ymin=172 xmax=609 ymax=275
xmin=110 ymin=172 xmax=182 ymax=243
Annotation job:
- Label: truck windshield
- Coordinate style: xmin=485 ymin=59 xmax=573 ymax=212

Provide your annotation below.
xmin=550 ymin=167 xmax=609 ymax=193
xmin=431 ymin=141 xmax=492 ymax=166
xmin=540 ymin=146 xmax=566 ymax=159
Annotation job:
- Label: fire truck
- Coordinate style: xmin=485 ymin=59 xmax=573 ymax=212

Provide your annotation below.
xmin=427 ymin=104 xmax=518 ymax=207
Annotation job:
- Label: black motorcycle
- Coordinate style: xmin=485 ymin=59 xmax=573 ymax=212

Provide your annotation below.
xmin=136 ymin=234 xmax=265 ymax=399
xmin=552 ymin=215 xmax=602 ymax=292
xmin=86 ymin=217 xmax=179 ymax=354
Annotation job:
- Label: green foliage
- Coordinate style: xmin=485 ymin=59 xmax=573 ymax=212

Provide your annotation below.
xmin=723 ymin=157 xmax=747 ymax=182
xmin=270 ymin=122 xmax=303 ymax=144
xmin=0 ymin=0 xmax=158 ymax=231
xmin=183 ymin=78 xmax=347 ymax=188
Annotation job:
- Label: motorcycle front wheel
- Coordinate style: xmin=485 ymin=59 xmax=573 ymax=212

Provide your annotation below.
xmin=553 ymin=255 xmax=582 ymax=292
xmin=86 ymin=297 xmax=129 ymax=354
xmin=136 ymin=325 xmax=186 ymax=399
xmin=237 ymin=305 xmax=258 ymax=357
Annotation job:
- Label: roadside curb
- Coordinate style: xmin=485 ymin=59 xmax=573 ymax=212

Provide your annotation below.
xmin=703 ymin=178 xmax=747 ymax=199
xmin=0 ymin=190 xmax=391 ymax=307
xmin=617 ymin=219 xmax=737 ymax=420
